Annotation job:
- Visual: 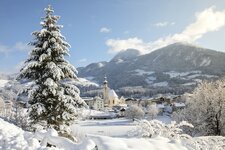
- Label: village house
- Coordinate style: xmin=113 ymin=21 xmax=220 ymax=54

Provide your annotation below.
xmin=83 ymin=96 xmax=104 ymax=111
xmin=125 ymin=98 xmax=139 ymax=106
xmin=93 ymin=96 xmax=104 ymax=111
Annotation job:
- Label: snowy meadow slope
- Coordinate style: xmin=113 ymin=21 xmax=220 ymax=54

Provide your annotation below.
xmin=78 ymin=43 xmax=225 ymax=97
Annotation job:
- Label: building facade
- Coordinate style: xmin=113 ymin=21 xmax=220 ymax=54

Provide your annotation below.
xmin=102 ymin=76 xmax=124 ymax=107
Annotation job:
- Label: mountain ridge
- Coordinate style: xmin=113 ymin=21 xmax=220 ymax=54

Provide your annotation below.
xmin=77 ymin=43 xmax=225 ymax=97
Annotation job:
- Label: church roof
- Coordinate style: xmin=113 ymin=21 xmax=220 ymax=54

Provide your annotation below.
xmin=109 ymin=89 xmax=118 ymax=98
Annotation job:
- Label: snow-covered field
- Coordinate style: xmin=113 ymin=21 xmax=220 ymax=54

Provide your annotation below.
xmin=77 ymin=77 xmax=99 ymax=87
xmin=89 ymin=135 xmax=188 ymax=150
xmin=71 ymin=115 xmax=172 ymax=138
xmin=0 ymin=118 xmax=188 ymax=150
xmin=164 ymin=70 xmax=217 ymax=80
xmin=72 ymin=119 xmax=136 ymax=138
xmin=133 ymin=69 xmax=154 ymax=76
xmin=1 ymin=117 xmax=225 ymax=150
xmin=153 ymin=81 xmax=168 ymax=87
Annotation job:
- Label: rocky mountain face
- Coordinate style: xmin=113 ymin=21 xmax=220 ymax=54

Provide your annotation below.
xmin=77 ymin=43 xmax=225 ymax=97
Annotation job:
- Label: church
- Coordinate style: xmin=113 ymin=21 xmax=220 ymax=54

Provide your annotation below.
xmin=102 ymin=76 xmax=125 ymax=107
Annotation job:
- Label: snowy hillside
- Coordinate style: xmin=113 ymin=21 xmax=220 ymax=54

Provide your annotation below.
xmin=77 ymin=43 xmax=225 ymax=96
xmin=73 ymin=77 xmax=99 ymax=87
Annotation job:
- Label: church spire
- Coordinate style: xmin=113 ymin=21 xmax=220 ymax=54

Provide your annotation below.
xmin=103 ymin=76 xmax=108 ymax=85
xmin=103 ymin=76 xmax=109 ymax=106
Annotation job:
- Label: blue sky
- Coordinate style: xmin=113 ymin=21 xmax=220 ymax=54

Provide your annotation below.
xmin=1 ymin=0 xmax=225 ymax=73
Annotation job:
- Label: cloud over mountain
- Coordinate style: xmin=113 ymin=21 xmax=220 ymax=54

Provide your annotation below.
xmin=106 ymin=6 xmax=225 ymax=54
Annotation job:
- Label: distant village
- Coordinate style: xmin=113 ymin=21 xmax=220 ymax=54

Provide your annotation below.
xmin=81 ymin=76 xmax=186 ymax=119
xmin=0 ymin=76 xmax=187 ymax=120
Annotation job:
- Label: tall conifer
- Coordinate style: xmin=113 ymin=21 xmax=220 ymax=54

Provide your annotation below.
xmin=18 ymin=5 xmax=85 ymax=136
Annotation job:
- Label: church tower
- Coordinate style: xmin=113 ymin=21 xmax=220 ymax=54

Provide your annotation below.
xmin=103 ymin=76 xmax=109 ymax=106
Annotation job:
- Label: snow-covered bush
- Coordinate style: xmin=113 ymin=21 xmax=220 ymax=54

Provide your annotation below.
xmin=147 ymin=104 xmax=159 ymax=119
xmin=17 ymin=5 xmax=86 ymax=139
xmin=77 ymin=108 xmax=91 ymax=121
xmin=173 ymin=79 xmax=225 ymax=136
xmin=14 ymin=107 xmax=30 ymax=130
xmin=189 ymin=136 xmax=225 ymax=150
xmin=128 ymin=119 xmax=193 ymax=140
xmin=125 ymin=105 xmax=144 ymax=121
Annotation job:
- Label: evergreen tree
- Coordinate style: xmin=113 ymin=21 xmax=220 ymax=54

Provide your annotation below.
xmin=17 ymin=5 xmax=86 ymax=137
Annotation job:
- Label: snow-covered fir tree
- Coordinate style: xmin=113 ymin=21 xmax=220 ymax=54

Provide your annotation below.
xmin=17 ymin=5 xmax=86 ymax=137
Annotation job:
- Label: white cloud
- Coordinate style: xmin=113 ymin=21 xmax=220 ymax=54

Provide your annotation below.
xmin=106 ymin=38 xmax=148 ymax=54
xmin=155 ymin=22 xmax=168 ymax=27
xmin=124 ymin=30 xmax=130 ymax=34
xmin=106 ymin=6 xmax=225 ymax=54
xmin=14 ymin=42 xmax=31 ymax=51
xmin=0 ymin=42 xmax=31 ymax=55
xmin=179 ymin=6 xmax=225 ymax=42
xmin=100 ymin=27 xmax=111 ymax=33
xmin=78 ymin=58 xmax=87 ymax=63
xmin=154 ymin=21 xmax=175 ymax=27
xmin=0 ymin=44 xmax=10 ymax=54
xmin=171 ymin=22 xmax=175 ymax=25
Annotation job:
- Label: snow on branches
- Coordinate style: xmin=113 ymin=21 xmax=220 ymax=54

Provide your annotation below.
xmin=125 ymin=105 xmax=144 ymax=121
xmin=129 ymin=119 xmax=193 ymax=140
xmin=17 ymin=5 xmax=86 ymax=138
xmin=173 ymin=79 xmax=225 ymax=136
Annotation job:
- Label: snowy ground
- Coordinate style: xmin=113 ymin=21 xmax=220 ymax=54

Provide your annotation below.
xmin=72 ymin=119 xmax=136 ymax=138
xmin=89 ymin=135 xmax=188 ymax=150
xmin=0 ymin=118 xmax=46 ymax=150
xmin=1 ymin=116 xmax=225 ymax=150
xmin=71 ymin=116 xmax=172 ymax=138
xmin=0 ymin=117 xmax=188 ymax=150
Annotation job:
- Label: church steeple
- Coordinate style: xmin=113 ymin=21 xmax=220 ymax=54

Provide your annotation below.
xmin=103 ymin=76 xmax=109 ymax=106
xmin=103 ymin=76 xmax=108 ymax=85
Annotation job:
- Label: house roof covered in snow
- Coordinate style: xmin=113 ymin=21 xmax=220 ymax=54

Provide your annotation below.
xmin=173 ymin=102 xmax=185 ymax=107
xmin=156 ymin=104 xmax=165 ymax=109
xmin=109 ymin=89 xmax=118 ymax=99
xmin=82 ymin=97 xmax=94 ymax=101
xmin=94 ymin=96 xmax=104 ymax=101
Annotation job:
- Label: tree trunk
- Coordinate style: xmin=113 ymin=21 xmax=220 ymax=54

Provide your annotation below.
xmin=216 ymin=114 xmax=221 ymax=135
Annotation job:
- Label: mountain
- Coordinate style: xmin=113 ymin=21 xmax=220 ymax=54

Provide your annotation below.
xmin=111 ymin=49 xmax=141 ymax=61
xmin=77 ymin=43 xmax=225 ymax=97
xmin=2 ymin=43 xmax=225 ymax=99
